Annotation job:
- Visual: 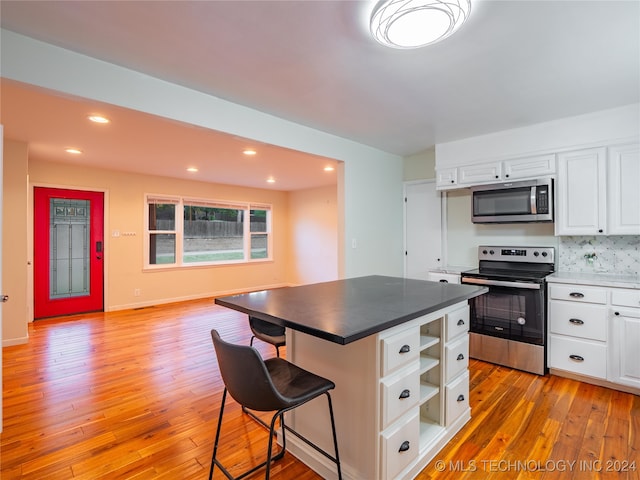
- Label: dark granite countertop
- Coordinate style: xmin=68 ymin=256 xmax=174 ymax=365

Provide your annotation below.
xmin=215 ymin=275 xmax=487 ymax=344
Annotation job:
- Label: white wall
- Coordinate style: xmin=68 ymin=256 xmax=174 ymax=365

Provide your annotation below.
xmin=287 ymin=185 xmax=339 ymax=285
xmin=1 ymin=29 xmax=405 ymax=280
xmin=436 ymin=104 xmax=640 ymax=168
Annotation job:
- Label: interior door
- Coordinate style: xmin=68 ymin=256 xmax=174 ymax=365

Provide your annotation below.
xmin=404 ymin=181 xmax=442 ymax=280
xmin=34 ymin=187 xmax=104 ymax=318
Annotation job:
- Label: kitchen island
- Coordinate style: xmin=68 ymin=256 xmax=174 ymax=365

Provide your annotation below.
xmin=215 ymin=275 xmax=487 ymax=480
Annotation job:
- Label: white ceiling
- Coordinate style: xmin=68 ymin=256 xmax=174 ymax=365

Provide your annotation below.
xmin=1 ymin=0 xmax=639 ymax=190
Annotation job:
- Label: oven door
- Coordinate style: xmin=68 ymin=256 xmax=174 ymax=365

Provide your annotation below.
xmin=461 ymin=277 xmax=545 ymax=345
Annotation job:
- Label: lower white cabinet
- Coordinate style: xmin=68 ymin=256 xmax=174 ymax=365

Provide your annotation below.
xmin=548 ymin=281 xmax=640 ymax=392
xmin=378 ymin=302 xmax=471 ymax=479
xmin=285 ymin=301 xmax=472 ymax=480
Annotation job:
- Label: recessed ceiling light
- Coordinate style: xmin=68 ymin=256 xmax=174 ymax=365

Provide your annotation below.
xmin=88 ymin=115 xmax=110 ymax=124
xmin=324 ymin=166 xmax=335 ymax=172
xmin=186 ymin=167 xmax=199 ymax=173
xmin=65 ymin=148 xmax=82 ymax=155
xmin=243 ymin=149 xmax=257 ymax=156
xmin=266 ymin=177 xmax=276 ymax=183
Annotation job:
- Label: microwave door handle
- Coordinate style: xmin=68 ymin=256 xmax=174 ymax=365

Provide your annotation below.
xmin=530 ymin=186 xmax=537 ymax=214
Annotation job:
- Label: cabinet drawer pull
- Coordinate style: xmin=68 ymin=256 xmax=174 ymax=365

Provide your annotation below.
xmin=399 ymin=440 xmax=410 ymax=452
xmin=457 ymin=319 xmax=465 ymax=326
xmin=457 ymin=353 xmax=465 ymax=361
xmin=569 ymin=292 xmax=585 ymax=298
xmin=399 ymin=389 xmax=411 ymax=399
xmin=457 ymin=394 xmax=465 ymax=402
xmin=439 ymin=279 xmax=449 ymax=283
xmin=569 ymin=354 xmax=584 ymax=362
xmin=569 ymin=318 xmax=584 ymax=325
xmin=399 ymin=344 xmax=411 ymax=354
xmin=614 ymin=311 xmax=620 ymax=316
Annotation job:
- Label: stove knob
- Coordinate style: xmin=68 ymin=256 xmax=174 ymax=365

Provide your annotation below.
xmin=533 ymin=251 xmax=540 ymax=257
xmin=482 ymin=249 xmax=488 ymax=255
xmin=542 ymin=252 xmax=548 ymax=257
xmin=489 ymin=250 xmax=495 ymax=255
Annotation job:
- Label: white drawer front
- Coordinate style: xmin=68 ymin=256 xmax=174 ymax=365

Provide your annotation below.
xmin=381 ymin=326 xmax=420 ymax=376
xmin=427 ymin=272 xmax=461 ymax=284
xmin=445 ymin=305 xmax=469 ymax=342
xmin=549 ymin=335 xmax=607 ymax=379
xmin=445 ymin=336 xmax=469 ymax=383
xmin=380 ymin=365 xmax=420 ymax=429
xmin=445 ymin=371 xmax=470 ymax=426
xmin=549 ymin=301 xmax=607 ymax=341
xmin=380 ymin=411 xmax=419 ymax=480
xmin=611 ymin=289 xmax=640 ymax=309
xmin=549 ymin=284 xmax=607 ymax=304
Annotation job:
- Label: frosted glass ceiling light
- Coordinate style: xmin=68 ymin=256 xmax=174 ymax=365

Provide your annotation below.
xmin=370 ymin=0 xmax=471 ymax=49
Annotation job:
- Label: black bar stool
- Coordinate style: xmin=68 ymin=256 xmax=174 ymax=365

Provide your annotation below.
xmin=248 ymin=315 xmax=286 ymax=357
xmin=209 ymin=329 xmax=342 ymax=480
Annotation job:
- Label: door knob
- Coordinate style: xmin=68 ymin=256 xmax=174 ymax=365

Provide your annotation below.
xmin=1 ymin=295 xmax=9 ymax=302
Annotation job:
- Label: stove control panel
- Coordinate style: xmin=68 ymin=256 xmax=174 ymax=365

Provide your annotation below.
xmin=478 ymin=246 xmax=555 ymax=264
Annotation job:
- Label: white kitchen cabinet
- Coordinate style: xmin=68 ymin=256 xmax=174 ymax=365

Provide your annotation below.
xmin=556 ymin=143 xmax=640 ymax=236
xmin=436 ymin=154 xmax=557 ymax=190
xmin=609 ymin=289 xmax=640 ymax=389
xmin=548 ymin=280 xmax=640 ymax=394
xmin=503 ymin=154 xmax=556 ymax=180
xmin=435 ymin=168 xmax=458 ymax=188
xmin=548 ymin=283 xmax=608 ymax=380
xmin=458 ymin=162 xmax=502 ymax=185
xmin=608 ymin=143 xmax=640 ymax=235
xmin=555 ymin=147 xmax=607 ymax=235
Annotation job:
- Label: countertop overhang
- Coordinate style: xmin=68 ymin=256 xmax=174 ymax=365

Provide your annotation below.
xmin=215 ymin=275 xmax=487 ymax=344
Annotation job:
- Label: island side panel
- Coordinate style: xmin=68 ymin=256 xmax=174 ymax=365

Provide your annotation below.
xmin=286 ymin=329 xmax=380 ymax=480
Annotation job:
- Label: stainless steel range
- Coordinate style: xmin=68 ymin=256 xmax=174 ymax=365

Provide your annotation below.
xmin=460 ymin=246 xmax=555 ymax=375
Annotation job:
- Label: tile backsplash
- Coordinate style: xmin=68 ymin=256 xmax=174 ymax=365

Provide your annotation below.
xmin=558 ymin=236 xmax=640 ymax=275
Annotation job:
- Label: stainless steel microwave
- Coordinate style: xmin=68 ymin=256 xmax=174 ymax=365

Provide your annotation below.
xmin=471 ymin=179 xmax=553 ymax=223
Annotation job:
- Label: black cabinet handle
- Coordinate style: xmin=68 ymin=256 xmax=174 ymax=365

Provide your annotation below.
xmin=399 ymin=441 xmax=410 ymax=452
xmin=598 ymin=229 xmax=603 ymax=233
xmin=569 ymin=292 xmax=585 ymax=298
xmin=569 ymin=354 xmax=584 ymax=362
xmin=457 ymin=353 xmax=465 ymax=361
xmin=457 ymin=319 xmax=465 ymax=326
xmin=399 ymin=389 xmax=411 ymax=399
xmin=614 ymin=311 xmax=620 ymax=316
xmin=569 ymin=318 xmax=584 ymax=325
xmin=451 ymin=180 xmax=455 ymax=184
xmin=399 ymin=344 xmax=410 ymax=354
xmin=457 ymin=394 xmax=465 ymax=402
xmin=439 ymin=279 xmax=449 ymax=283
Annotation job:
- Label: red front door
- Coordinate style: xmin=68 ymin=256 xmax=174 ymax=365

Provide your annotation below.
xmin=34 ymin=187 xmax=104 ymax=318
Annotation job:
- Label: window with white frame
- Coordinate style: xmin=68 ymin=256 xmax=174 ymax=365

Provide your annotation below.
xmin=145 ymin=195 xmax=272 ymax=267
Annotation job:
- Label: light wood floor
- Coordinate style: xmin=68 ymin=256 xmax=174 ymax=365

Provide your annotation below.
xmin=1 ymin=298 xmax=638 ymax=479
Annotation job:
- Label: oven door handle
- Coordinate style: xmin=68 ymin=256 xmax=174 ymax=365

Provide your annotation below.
xmin=462 ymin=277 xmax=541 ymax=290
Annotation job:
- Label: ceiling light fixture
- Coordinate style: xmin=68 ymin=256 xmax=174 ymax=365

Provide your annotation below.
xmin=88 ymin=115 xmax=110 ymax=124
xmin=324 ymin=166 xmax=335 ymax=172
xmin=266 ymin=177 xmax=276 ymax=184
xmin=370 ymin=0 xmax=471 ymax=49
xmin=65 ymin=148 xmax=82 ymax=154
xmin=243 ymin=149 xmax=257 ymax=156
xmin=186 ymin=167 xmax=199 ymax=172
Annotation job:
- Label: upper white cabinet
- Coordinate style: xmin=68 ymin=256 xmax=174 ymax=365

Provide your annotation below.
xmin=608 ymin=143 xmax=640 ymax=235
xmin=436 ymin=154 xmax=556 ymax=189
xmin=556 ymin=147 xmax=607 ymax=235
xmin=556 ymin=143 xmax=640 ymax=236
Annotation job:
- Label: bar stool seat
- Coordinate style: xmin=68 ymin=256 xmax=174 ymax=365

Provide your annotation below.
xmin=209 ymin=329 xmax=342 ymax=480
xmin=249 ymin=315 xmax=286 ymax=357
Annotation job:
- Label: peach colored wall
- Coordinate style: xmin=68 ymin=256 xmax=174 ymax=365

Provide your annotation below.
xmin=2 ymin=140 xmax=29 ymax=345
xmin=287 ymin=185 xmax=339 ymax=285
xmin=27 ymin=158 xmax=291 ymax=312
